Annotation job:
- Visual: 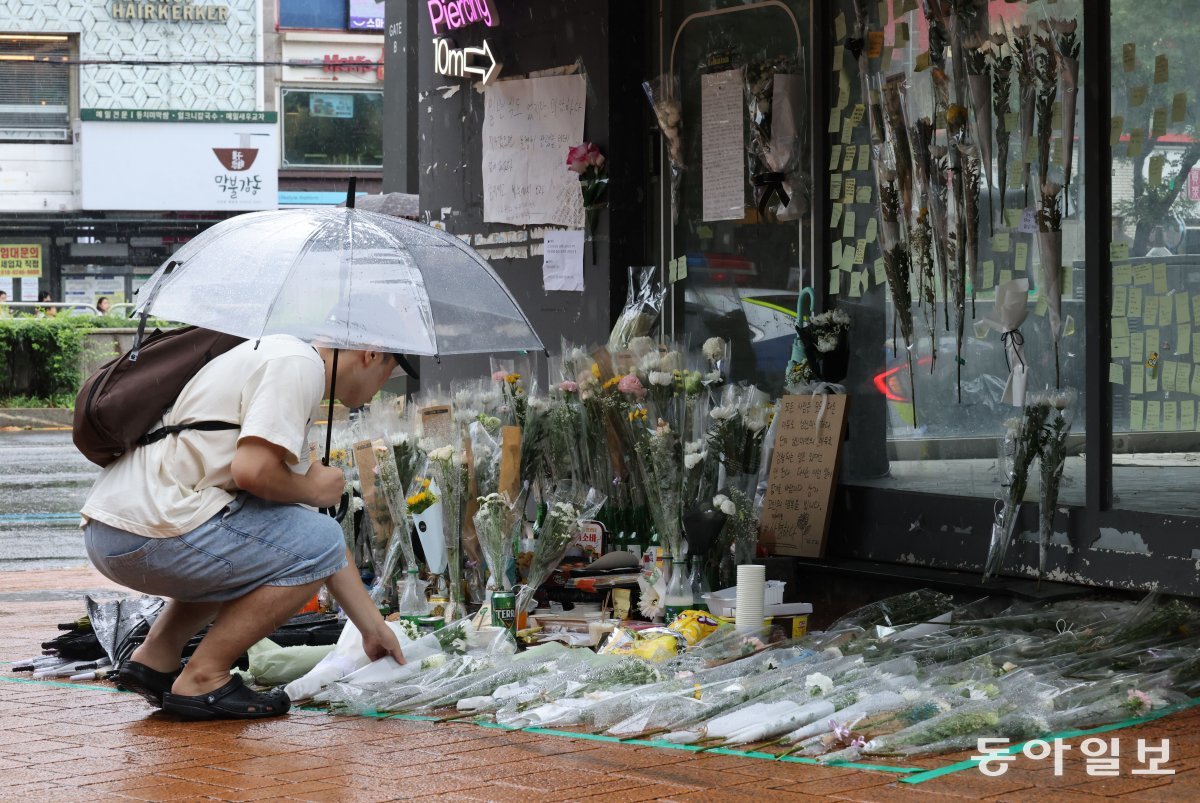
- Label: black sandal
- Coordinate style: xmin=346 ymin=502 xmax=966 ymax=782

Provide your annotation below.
xmin=162 ymin=675 xmax=290 ymax=721
xmin=116 ymin=661 xmax=182 ymax=707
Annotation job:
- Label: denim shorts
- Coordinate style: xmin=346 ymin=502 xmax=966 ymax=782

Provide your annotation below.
xmin=84 ymin=493 xmax=348 ymax=603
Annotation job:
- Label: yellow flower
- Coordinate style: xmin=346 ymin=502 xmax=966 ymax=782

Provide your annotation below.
xmin=591 ymin=363 xmax=601 ymax=379
xmin=505 ymin=373 xmax=521 ymax=384
xmin=628 ymin=408 xmax=647 ymax=422
xmin=603 ymin=376 xmax=621 ymax=391
xmin=329 ymin=448 xmax=348 ymax=462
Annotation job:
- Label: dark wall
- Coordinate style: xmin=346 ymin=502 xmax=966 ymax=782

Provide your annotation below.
xmin=404 ymin=0 xmax=650 ymax=388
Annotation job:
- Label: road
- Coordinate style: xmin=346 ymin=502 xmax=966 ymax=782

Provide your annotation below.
xmin=0 ymin=429 xmax=97 ymax=572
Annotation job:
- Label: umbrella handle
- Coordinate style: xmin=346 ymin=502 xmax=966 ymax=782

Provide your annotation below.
xmin=321 ymin=492 xmax=350 ymax=522
xmin=131 ymin=260 xmax=178 ymax=362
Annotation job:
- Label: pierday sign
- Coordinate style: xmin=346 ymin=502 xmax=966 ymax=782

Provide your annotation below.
xmin=427 ymin=0 xmax=498 ymax=35
xmin=429 ymin=0 xmax=501 ymax=85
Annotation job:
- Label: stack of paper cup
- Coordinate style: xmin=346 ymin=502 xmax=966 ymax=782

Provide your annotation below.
xmin=735 ymin=564 xmax=766 ymax=633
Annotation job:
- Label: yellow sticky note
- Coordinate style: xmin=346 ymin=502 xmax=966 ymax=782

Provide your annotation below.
xmin=1128 ymin=128 xmax=1145 ymax=158
xmin=1152 ymin=107 xmax=1168 ymax=138
xmin=856 ymin=185 xmax=873 ymax=204
xmin=843 ymin=209 xmax=857 ymax=238
xmin=1063 ymin=264 xmax=1074 ymax=298
xmin=1193 ymin=333 xmax=1200 ymax=362
xmin=1112 ymin=336 xmax=1131 ymax=358
xmin=829 ymin=269 xmax=841 ymax=294
xmin=831 ymin=241 xmax=843 ymax=267
xmin=1160 ymin=296 xmax=1174 ymax=327
xmin=1113 ymin=316 xmax=1131 ymax=339
xmin=874 ymin=257 xmax=886 ymax=285
xmin=854 ymin=239 xmax=868 ymax=265
xmin=843 ymin=177 xmax=857 ymax=204
xmin=1123 ymin=43 xmax=1136 ymax=72
xmin=1184 ymin=401 xmax=1196 ymax=431
xmin=1173 ymin=91 xmax=1188 ymax=123
xmin=830 ymin=202 xmax=844 ymax=229
xmin=1163 ymin=360 xmax=1178 ymax=390
xmin=1004 ymin=111 xmax=1019 ymax=133
xmin=895 ymin=21 xmax=910 ymax=44
xmin=1147 ymin=401 xmax=1162 ymax=431
xmin=1014 ymin=242 xmax=1028 ymax=272
xmin=829 ymin=109 xmax=841 ymax=134
xmin=830 ymin=174 xmax=843 ymax=201
xmin=1131 ymin=86 xmax=1148 ymax=107
xmin=1147 ymin=373 xmax=1159 ymax=394
xmin=834 ymin=13 xmax=846 ymax=41
xmin=1129 ymin=288 xmax=1144 ymax=318
xmin=1149 ymin=155 xmax=1165 ymax=186
xmin=866 ymin=216 xmax=878 ymax=243
xmin=993 ymin=232 xmax=1011 ymax=252
xmin=829 ymin=144 xmax=843 ymax=171
xmin=833 ymin=45 xmax=845 ymax=72
xmin=1166 ymin=401 xmax=1179 ymax=431
xmin=983 ymin=260 xmax=995 ymax=289
xmin=1178 ymin=363 xmax=1192 ymax=394
xmin=1132 ymin=368 xmax=1145 ymax=396
xmin=1110 ymin=363 xmax=1125 ymax=385
xmin=1180 ymin=292 xmax=1193 ymax=325
xmin=1109 ymin=116 xmax=1124 ymax=147
xmin=849 ymin=271 xmax=863 ymax=298
xmin=843 ymin=144 xmax=857 ymax=172
xmin=1154 ymin=263 xmax=1168 ymax=295
xmin=1115 ymin=264 xmax=1133 ymax=285
xmin=856 ymin=146 xmax=869 ymax=172
xmin=841 ymin=116 xmax=854 ymax=143
xmin=1112 ymin=242 xmax=1132 ymax=262
xmin=1133 ymin=263 xmax=1152 ymax=285
xmin=1112 ymin=285 xmax=1129 ymax=317
xmin=1154 ymin=54 xmax=1169 ymax=84
xmin=1131 ymin=331 xmax=1145 ymax=363
xmin=1143 ymin=296 xmax=1159 ymax=326
xmin=999 ymin=269 xmax=1013 ymax=287
xmin=1130 ymin=400 xmax=1145 ymax=431
xmin=1052 ymin=138 xmax=1064 ymax=167
xmin=1147 ymin=327 xmax=1162 ymax=352
xmin=1193 ymin=369 xmax=1200 ymax=395
xmin=1004 ymin=208 xmax=1022 ymax=229
xmin=850 ymin=103 xmax=866 ymax=127
xmin=1180 ymin=325 xmax=1193 ymax=354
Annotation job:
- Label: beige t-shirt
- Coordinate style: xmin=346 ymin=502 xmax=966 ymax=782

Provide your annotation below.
xmin=81 ymin=334 xmax=325 ymax=538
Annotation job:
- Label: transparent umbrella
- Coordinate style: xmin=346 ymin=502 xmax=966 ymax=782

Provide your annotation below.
xmin=132 ymin=204 xmax=544 ymax=465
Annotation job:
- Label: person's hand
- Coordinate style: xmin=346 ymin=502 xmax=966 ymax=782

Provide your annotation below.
xmin=305 ymin=463 xmax=346 ymax=508
xmin=362 ymin=620 xmax=406 ymax=665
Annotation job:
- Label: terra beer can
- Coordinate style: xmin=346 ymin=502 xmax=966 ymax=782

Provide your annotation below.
xmin=491 ymin=591 xmax=517 ymax=636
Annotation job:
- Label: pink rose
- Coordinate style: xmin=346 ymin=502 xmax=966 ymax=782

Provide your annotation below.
xmin=559 ymin=380 xmax=578 ymax=392
xmin=492 ymin=370 xmax=507 ymax=381
xmin=586 ymin=143 xmax=605 ymax=169
xmin=618 ymin=373 xmax=645 ymax=399
xmin=566 ymin=143 xmax=590 ymax=174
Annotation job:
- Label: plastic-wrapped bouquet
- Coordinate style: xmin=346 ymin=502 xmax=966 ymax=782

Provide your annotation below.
xmin=790 ymin=308 xmax=851 ymax=389
xmin=473 ymin=490 xmax=526 ymax=593
xmin=516 ymin=484 xmax=606 ymax=614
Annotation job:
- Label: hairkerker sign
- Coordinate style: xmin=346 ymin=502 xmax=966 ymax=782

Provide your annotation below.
xmin=110 ymin=0 xmax=231 ymax=23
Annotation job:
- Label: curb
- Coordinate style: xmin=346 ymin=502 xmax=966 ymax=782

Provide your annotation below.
xmin=0 ymin=408 xmax=74 ymax=430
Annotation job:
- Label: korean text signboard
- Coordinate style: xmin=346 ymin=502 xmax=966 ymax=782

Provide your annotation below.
xmin=0 ymin=244 xmax=42 ymax=278
xmin=759 ymin=394 xmax=849 ymax=558
xmin=80 ymin=121 xmax=277 ymax=211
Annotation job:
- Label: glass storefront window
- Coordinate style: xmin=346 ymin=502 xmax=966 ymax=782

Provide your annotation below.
xmin=1110 ymin=2 xmax=1200 ymax=515
xmin=0 ymin=37 xmax=71 ymax=143
xmin=663 ymin=0 xmax=812 ymax=398
xmin=278 ymin=0 xmax=347 ymax=31
xmin=281 ymin=89 xmax=383 ymax=169
xmin=828 ymin=0 xmax=1087 ymax=504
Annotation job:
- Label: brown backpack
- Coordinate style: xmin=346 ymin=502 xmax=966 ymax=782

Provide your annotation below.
xmin=73 ymin=326 xmax=247 ymax=467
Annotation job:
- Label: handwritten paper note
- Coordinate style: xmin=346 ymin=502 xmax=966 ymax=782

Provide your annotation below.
xmin=483 ymin=74 xmax=586 ymax=228
xmin=701 ymin=69 xmax=746 ymax=221
xmin=542 ymin=229 xmax=585 ymax=292
xmin=759 ymin=395 xmax=848 ymax=558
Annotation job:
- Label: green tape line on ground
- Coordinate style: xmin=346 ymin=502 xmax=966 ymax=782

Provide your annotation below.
xmin=522 ymin=726 xmax=625 ymax=743
xmin=622 ymin=737 xmax=707 ymax=751
xmin=900 ymin=696 xmax=1200 ymax=785
xmin=390 ymin=713 xmax=440 ymax=721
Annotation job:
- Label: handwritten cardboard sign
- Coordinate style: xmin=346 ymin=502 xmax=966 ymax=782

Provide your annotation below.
xmin=759 ymin=394 xmax=849 ymax=558
xmin=353 ymin=439 xmax=394 ymax=552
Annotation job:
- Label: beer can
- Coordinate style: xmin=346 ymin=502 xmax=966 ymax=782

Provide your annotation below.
xmin=491 ymin=590 xmax=517 ymax=636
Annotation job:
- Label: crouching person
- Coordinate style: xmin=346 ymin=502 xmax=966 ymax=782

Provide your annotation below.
xmin=80 ymin=335 xmax=406 ymax=720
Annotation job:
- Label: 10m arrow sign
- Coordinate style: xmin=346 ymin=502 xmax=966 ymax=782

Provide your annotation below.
xmin=433 ymin=38 xmax=501 ymax=85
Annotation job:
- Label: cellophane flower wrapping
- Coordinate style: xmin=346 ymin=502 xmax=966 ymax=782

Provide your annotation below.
xmin=608 ymin=266 xmax=666 ymax=352
xmin=1037 ymin=390 xmax=1076 ymax=580
xmin=984 ymin=399 xmax=1051 ymax=583
xmin=473 ymin=490 xmax=525 ymax=593
xmin=516 ymin=484 xmax=607 ymax=614
xmin=424 ymin=446 xmax=469 ymax=621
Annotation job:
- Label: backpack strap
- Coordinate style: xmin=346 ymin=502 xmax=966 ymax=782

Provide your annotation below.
xmin=139 ymin=421 xmax=240 ymax=446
